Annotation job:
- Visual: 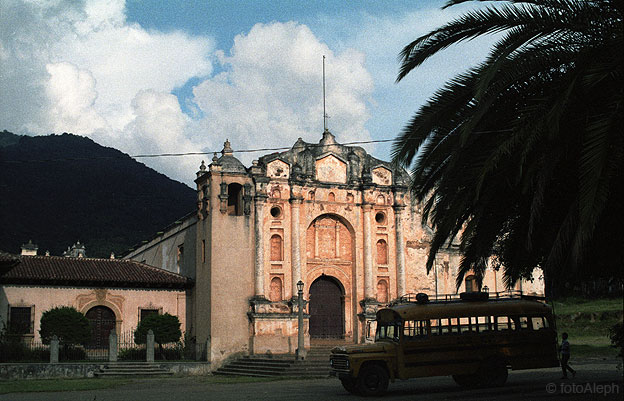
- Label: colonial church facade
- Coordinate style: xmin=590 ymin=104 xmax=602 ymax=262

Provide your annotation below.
xmin=125 ymin=130 xmax=544 ymax=366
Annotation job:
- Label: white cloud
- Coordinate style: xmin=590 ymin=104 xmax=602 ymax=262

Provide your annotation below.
xmin=1 ymin=0 xmax=497 ymax=186
xmin=192 ymin=22 xmax=374 ymax=165
xmin=122 ymin=90 xmax=203 ymax=182
xmin=0 ymin=0 xmax=213 ymax=184
xmin=45 ymin=62 xmax=108 ymax=135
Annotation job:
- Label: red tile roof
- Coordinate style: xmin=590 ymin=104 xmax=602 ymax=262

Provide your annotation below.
xmin=0 ymin=252 xmax=20 ymax=276
xmin=0 ymin=255 xmax=191 ymax=289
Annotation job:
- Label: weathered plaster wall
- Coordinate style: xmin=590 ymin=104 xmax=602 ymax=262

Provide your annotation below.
xmin=131 ymin=133 xmax=546 ymax=367
xmin=0 ymin=286 xmax=186 ymax=341
xmin=195 ymin=171 xmax=255 ymax=368
xmin=124 ymin=215 xmax=197 ymax=279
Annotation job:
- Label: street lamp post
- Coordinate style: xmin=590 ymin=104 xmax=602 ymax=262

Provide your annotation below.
xmin=296 ymin=280 xmax=306 ymax=360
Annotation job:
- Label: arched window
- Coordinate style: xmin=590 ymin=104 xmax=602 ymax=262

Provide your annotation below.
xmin=327 ymin=192 xmax=336 ymax=202
xmin=270 ymin=235 xmax=283 ymax=261
xmin=465 ymin=275 xmax=477 ymax=292
xmin=308 ymin=191 xmax=315 ymax=200
xmin=377 ymin=280 xmax=389 ymax=303
xmin=269 ymin=277 xmax=283 ymax=302
xmin=376 ymin=239 xmax=388 ymax=265
xmin=376 ymin=195 xmax=385 ymax=205
xmin=227 ymin=183 xmax=243 ymax=216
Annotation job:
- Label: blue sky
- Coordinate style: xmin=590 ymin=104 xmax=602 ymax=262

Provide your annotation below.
xmin=0 ymin=0 xmax=495 ymax=186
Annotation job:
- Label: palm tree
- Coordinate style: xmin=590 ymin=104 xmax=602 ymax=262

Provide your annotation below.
xmin=392 ymin=0 xmax=623 ymax=292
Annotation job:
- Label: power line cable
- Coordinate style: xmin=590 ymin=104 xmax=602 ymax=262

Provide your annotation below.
xmin=0 ymin=138 xmax=396 ymax=164
xmin=0 ymin=128 xmax=511 ymax=164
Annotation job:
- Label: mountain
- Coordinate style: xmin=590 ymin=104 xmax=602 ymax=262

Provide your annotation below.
xmin=0 ymin=130 xmax=197 ymax=257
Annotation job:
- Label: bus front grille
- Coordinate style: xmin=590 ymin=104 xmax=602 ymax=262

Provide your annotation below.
xmin=331 ymin=355 xmax=349 ymax=371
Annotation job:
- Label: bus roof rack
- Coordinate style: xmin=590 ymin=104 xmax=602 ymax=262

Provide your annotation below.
xmin=388 ymin=290 xmax=546 ymax=306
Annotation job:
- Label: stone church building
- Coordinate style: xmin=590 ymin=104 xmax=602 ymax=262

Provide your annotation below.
xmin=125 ymin=130 xmax=544 ymax=366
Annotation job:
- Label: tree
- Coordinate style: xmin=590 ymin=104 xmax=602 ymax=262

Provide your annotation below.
xmin=39 ymin=306 xmax=91 ymax=345
xmin=134 ymin=313 xmax=181 ymax=358
xmin=392 ymin=0 xmax=623 ymax=292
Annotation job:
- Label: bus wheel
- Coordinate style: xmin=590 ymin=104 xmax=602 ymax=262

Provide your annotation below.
xmin=452 ymin=374 xmax=476 ymax=388
xmin=340 ymin=377 xmax=358 ymax=395
xmin=488 ymin=360 xmax=508 ymax=387
xmin=477 ymin=358 xmax=508 ymax=387
xmin=356 ymin=365 xmax=389 ymax=396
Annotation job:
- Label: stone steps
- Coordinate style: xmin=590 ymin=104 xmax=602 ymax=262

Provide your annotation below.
xmin=94 ymin=362 xmax=173 ymax=378
xmin=214 ymin=343 xmax=341 ymax=378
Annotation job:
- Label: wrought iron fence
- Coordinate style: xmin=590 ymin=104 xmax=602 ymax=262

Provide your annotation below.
xmin=0 ymin=339 xmax=91 ymax=362
xmin=117 ymin=329 xmax=203 ymax=361
xmin=0 ymin=330 xmax=206 ymax=362
xmin=117 ymin=329 xmax=145 ymax=361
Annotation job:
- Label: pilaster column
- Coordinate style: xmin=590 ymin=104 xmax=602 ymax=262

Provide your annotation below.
xmin=394 ymin=206 xmax=406 ymax=296
xmin=254 ymin=195 xmax=267 ymax=298
xmin=362 ymin=203 xmax=374 ymax=298
xmin=290 ymin=198 xmax=302 ymax=297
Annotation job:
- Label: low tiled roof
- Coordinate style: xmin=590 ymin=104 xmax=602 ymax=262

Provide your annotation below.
xmin=0 ymin=251 xmax=20 ymax=276
xmin=0 ymin=255 xmax=192 ymax=289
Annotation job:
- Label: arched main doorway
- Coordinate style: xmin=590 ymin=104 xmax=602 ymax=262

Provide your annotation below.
xmin=86 ymin=306 xmax=116 ymax=348
xmin=309 ymin=276 xmax=344 ymax=338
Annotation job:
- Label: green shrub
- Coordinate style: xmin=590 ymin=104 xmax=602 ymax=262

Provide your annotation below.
xmin=119 ymin=347 xmax=145 ymax=361
xmin=118 ymin=346 xmax=183 ymax=361
xmin=134 ymin=313 xmax=181 ymax=345
xmin=134 ymin=313 xmax=181 ymax=360
xmin=39 ymin=306 xmax=91 ymax=346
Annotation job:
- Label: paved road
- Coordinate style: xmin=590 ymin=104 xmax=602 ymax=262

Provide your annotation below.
xmin=2 ymin=361 xmax=622 ymax=401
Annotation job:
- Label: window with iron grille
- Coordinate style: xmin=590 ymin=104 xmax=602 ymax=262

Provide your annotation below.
xmin=140 ymin=308 xmax=159 ymax=321
xmin=9 ymin=306 xmax=33 ymax=335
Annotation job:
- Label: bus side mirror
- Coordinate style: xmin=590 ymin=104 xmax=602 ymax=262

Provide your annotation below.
xmin=365 ymin=320 xmax=377 ymax=343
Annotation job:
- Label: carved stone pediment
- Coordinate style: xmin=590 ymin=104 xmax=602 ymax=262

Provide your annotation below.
xmin=267 ymin=159 xmax=290 ymax=179
xmin=315 ymin=154 xmax=347 ymax=183
xmin=76 ymin=289 xmax=125 ymax=315
xmin=372 ymin=166 xmax=392 ymax=186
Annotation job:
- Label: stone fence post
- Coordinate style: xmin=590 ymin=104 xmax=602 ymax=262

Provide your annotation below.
xmin=146 ymin=329 xmax=155 ymax=363
xmin=109 ymin=332 xmax=118 ymax=362
xmin=49 ymin=335 xmax=59 ymax=364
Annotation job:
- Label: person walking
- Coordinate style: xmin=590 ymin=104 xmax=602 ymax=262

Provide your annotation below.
xmin=560 ymin=332 xmax=576 ymax=379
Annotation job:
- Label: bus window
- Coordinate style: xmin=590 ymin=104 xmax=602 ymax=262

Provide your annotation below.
xmin=376 ymin=322 xmax=400 ymax=342
xmin=531 ymin=317 xmax=547 ymax=330
xmin=476 ymin=316 xmax=494 ymax=332
xmin=446 ymin=318 xmax=460 ymax=334
xmin=404 ymin=320 xmax=428 ymax=339
xmin=439 ymin=318 xmax=451 ymax=335
xmin=404 ymin=321 xmax=415 ymax=338
xmin=459 ymin=317 xmax=471 ymax=333
xmin=430 ymin=319 xmax=441 ymax=335
xmin=518 ymin=316 xmax=529 ymax=330
xmin=496 ymin=316 xmax=514 ymax=331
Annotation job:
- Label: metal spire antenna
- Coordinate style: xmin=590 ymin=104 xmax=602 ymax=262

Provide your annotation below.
xmin=323 ymin=55 xmax=328 ymax=131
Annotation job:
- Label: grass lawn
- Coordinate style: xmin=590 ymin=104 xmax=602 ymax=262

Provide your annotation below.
xmin=552 ymin=297 xmax=623 ymax=358
xmin=0 ymin=378 xmax=132 ymax=394
xmin=552 ymin=297 xmax=623 ymax=316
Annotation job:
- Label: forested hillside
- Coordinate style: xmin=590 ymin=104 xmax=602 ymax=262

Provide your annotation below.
xmin=0 ymin=131 xmax=196 ymax=257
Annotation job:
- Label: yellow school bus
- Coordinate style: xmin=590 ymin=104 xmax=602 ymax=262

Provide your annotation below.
xmin=329 ymin=292 xmax=559 ymax=396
